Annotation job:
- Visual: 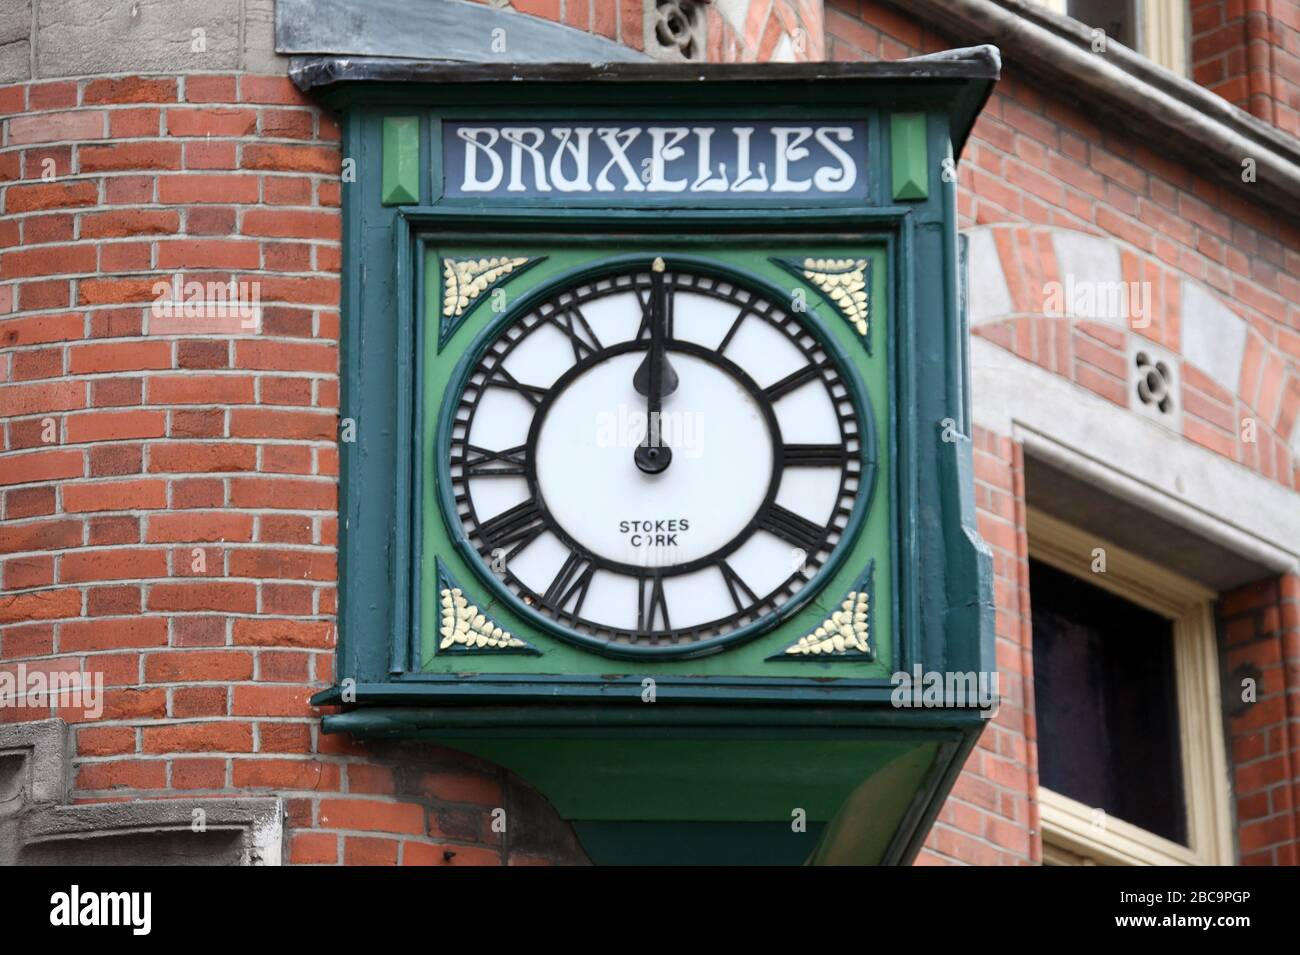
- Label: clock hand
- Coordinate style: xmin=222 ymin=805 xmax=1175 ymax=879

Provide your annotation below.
xmin=634 ymin=257 xmax=677 ymax=475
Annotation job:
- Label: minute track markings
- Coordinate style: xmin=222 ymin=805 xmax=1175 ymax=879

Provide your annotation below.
xmin=446 ymin=266 xmax=867 ymax=651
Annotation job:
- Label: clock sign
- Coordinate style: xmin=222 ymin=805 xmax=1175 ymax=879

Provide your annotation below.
xmin=309 ymin=59 xmax=999 ymax=865
xmin=442 ymin=258 xmax=871 ymax=655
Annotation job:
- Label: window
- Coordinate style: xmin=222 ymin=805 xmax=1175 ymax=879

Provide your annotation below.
xmin=1033 ymin=0 xmax=1190 ymax=76
xmin=1027 ymin=509 xmax=1233 ymax=865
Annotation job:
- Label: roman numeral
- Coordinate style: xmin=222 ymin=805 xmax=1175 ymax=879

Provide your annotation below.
xmin=636 ymin=573 xmax=671 ymax=635
xmin=763 ymin=363 xmax=824 ymax=401
xmin=717 ymin=305 xmax=752 ymax=354
xmin=485 ymin=365 xmax=548 ymax=409
xmin=717 ymin=560 xmax=760 ymax=613
xmin=758 ymin=504 xmax=825 ymax=553
xmin=543 ymin=551 xmax=595 ymax=619
xmin=549 ymin=306 xmax=603 ymax=362
xmin=635 ymin=283 xmax=674 ymax=339
xmin=477 ymin=499 xmax=546 ymax=553
xmin=464 ymin=444 xmax=527 ymax=477
xmin=782 ymin=443 xmax=847 ymax=467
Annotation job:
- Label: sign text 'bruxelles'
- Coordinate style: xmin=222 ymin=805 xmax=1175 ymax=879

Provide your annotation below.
xmin=443 ymin=121 xmax=868 ymax=199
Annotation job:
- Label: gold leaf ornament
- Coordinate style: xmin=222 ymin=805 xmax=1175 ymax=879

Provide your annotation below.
xmin=443 ymin=256 xmax=530 ymax=318
xmin=784 ymin=590 xmax=870 ymax=656
xmin=802 ymin=257 xmax=870 ymax=336
xmin=439 ymin=587 xmax=527 ymax=650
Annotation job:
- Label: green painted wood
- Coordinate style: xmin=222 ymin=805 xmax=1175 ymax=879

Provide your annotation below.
xmin=381 ymin=116 xmax=420 ymax=205
xmin=328 ymin=75 xmax=998 ymax=864
xmin=890 ymin=112 xmax=929 ymax=201
xmin=573 ymin=821 xmax=826 ymax=866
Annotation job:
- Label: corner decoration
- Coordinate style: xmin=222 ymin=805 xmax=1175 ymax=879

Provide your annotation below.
xmin=434 ymin=559 xmax=539 ymax=656
xmin=439 ymin=255 xmax=544 ymax=352
xmin=774 ymin=257 xmax=872 ymax=352
xmin=772 ymin=562 xmax=874 ymax=660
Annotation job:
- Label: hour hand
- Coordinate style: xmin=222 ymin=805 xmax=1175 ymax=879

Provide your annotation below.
xmin=632 ymin=347 xmax=679 ymax=398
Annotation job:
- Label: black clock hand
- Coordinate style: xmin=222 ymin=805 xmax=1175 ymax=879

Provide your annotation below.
xmin=634 ymin=257 xmax=678 ymax=474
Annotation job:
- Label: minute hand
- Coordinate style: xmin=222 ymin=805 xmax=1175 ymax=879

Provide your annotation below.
xmin=633 ymin=259 xmax=679 ymax=474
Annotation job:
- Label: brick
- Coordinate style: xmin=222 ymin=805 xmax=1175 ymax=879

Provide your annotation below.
xmin=320 ymin=799 xmax=426 ymax=835
xmin=172 ymin=758 xmax=227 ymax=789
xmin=7 ymin=110 xmax=105 ymax=146
xmin=239 ymin=76 xmax=312 ymax=106
xmin=156 ymin=239 xmax=260 ymax=270
xmin=76 ymin=759 xmax=167 ymax=791
xmin=166 ymin=108 xmax=258 ymax=137
xmin=3 ymin=554 xmax=53 ymax=589
xmin=228 ymin=477 xmax=335 ymax=510
xmin=229 ymin=408 xmax=335 ymax=440
xmin=0 ymin=379 xmax=85 ymax=415
xmin=87 ymin=516 xmax=140 ymax=546
xmin=234 ymin=758 xmax=340 ymax=790
xmin=290 ymin=832 xmax=338 ymax=864
xmin=185 ymin=75 xmax=238 ymax=103
xmin=84 ymin=76 xmax=178 ymax=105
xmin=157 ymin=175 xmax=260 ymax=204
xmin=184 ymin=141 xmax=238 ymax=170
xmin=147 ymin=375 xmax=254 ymax=405
xmin=4 ymin=180 xmax=98 ymax=213
xmin=146 ymin=511 xmax=253 ymax=543
xmin=1 ymin=243 xmax=97 ymax=279
xmin=109 ymin=107 xmax=161 ymax=138
xmin=228 ymin=548 xmax=334 ymax=581
xmin=0 ymin=449 xmax=82 ymax=486
xmin=69 ymin=341 xmax=172 ymax=374
xmin=0 ymin=312 xmax=82 ymax=346
xmin=147 ymin=441 xmax=257 ymax=472
xmin=77 ymin=276 xmax=162 ymax=306
xmin=147 ymin=581 xmax=256 ymax=612
xmin=241 ymin=209 xmax=339 ymax=240
xmin=62 ymin=478 xmax=166 ymax=513
xmin=232 ymin=684 xmax=314 ymax=717
xmin=242 ymin=143 xmax=339 ymax=174
xmin=0 ymin=587 xmax=81 ymax=624
xmin=142 ymin=722 xmax=253 ymax=754
xmin=60 ymin=547 xmax=168 ymax=583
xmin=344 ymin=836 xmax=398 ymax=865
xmin=81 ymin=209 xmax=180 ymax=239
xmin=80 ymin=141 xmax=182 ymax=172
xmin=65 ymin=410 xmax=167 ymax=443
xmin=77 ymin=726 xmax=137 ymax=757
xmin=60 ymin=616 xmax=168 ymax=651
xmin=232 ymin=618 xmax=332 ymax=649
xmin=145 ymin=650 xmax=253 ymax=683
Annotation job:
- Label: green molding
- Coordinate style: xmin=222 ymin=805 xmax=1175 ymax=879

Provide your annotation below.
xmin=769 ymin=560 xmax=874 ymax=661
xmin=381 ymin=116 xmax=420 ymax=205
xmin=890 ymin=112 xmax=928 ymax=201
xmin=435 ymin=254 xmax=545 ymax=353
xmin=772 ymin=256 xmax=872 ymax=354
xmin=431 ymin=558 xmax=539 ymax=657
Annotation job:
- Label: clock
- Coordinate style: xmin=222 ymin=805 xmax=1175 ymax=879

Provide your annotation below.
xmin=441 ymin=258 xmax=873 ymax=656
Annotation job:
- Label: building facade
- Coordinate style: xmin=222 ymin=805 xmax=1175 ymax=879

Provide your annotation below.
xmin=1 ymin=0 xmax=1298 ymax=865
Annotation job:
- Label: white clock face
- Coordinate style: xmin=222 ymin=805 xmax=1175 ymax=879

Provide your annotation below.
xmin=446 ymin=264 xmax=867 ymax=654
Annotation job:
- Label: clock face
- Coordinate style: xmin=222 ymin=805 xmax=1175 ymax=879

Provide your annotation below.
xmin=444 ymin=263 xmax=870 ymax=654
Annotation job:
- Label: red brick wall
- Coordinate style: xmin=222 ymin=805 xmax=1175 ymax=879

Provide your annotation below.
xmin=1219 ymin=574 xmax=1300 ymax=865
xmin=828 ymin=0 xmax=1300 ymax=864
xmin=0 ymin=71 xmax=581 ymax=866
xmin=1191 ymin=0 xmax=1300 ymax=138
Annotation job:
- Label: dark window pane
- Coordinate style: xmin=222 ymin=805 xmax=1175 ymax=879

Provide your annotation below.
xmin=1030 ymin=558 xmax=1187 ymax=845
xmin=1067 ymin=0 xmax=1139 ymax=50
